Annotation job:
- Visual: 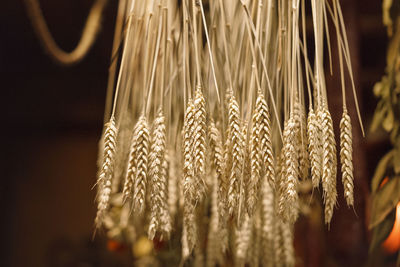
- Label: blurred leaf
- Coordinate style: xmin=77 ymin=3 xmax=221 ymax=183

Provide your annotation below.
xmin=394 ymin=146 xmax=400 ymax=174
xmin=369 ymin=176 xmax=400 ymax=229
xmin=383 ymin=107 xmax=395 ymax=131
xmin=372 ymin=151 xmax=394 ymax=193
xmin=371 ymin=101 xmax=388 ymax=132
xmin=383 ymin=0 xmax=393 ymax=34
xmin=369 ymin=209 xmax=396 ymax=258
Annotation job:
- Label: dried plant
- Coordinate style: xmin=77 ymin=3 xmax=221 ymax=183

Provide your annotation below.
xmin=132 ymin=115 xmax=150 ymax=215
xmin=148 ymin=109 xmax=171 ymax=240
xmin=89 ymin=0 xmax=362 ymax=264
xmin=340 ymin=109 xmax=354 ymax=207
xmin=307 ymin=108 xmax=322 ymax=188
xmin=279 ymin=118 xmax=299 ymax=224
xmin=95 ymin=116 xmax=117 ymax=229
xmin=319 ymin=106 xmax=337 ymax=225
xmin=226 ymin=94 xmax=244 ymax=218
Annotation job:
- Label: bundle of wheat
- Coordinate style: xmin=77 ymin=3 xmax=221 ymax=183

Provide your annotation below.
xmin=94 ymin=0 xmax=363 ymax=265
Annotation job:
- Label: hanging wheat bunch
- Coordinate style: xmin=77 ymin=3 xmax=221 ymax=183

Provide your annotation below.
xmin=86 ymin=0 xmax=365 ymax=264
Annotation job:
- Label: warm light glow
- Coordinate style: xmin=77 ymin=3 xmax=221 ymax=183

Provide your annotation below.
xmin=382 ymin=202 xmax=400 ymax=254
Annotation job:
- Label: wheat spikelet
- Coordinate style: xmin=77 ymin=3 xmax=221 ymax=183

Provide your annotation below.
xmin=227 ymin=94 xmax=244 ymax=217
xmin=278 ymin=118 xmax=299 ymax=224
xmin=294 ymin=96 xmax=310 ymax=180
xmin=307 ymin=108 xmax=322 ymax=188
xmin=193 ymin=87 xmax=207 ymax=196
xmin=122 ymin=132 xmax=136 ymax=203
xmin=319 ymin=106 xmax=337 ymax=225
xmin=95 ymin=117 xmax=117 ymax=229
xmin=340 ymin=109 xmax=354 ymax=207
xmin=261 ymin=174 xmax=275 ymax=267
xmin=240 ymin=121 xmax=250 ymax=226
xmin=132 ymin=115 xmax=150 ymax=215
xmin=247 ymin=104 xmax=261 ymax=216
xmin=257 ymin=94 xmax=276 ymax=188
xmin=148 ymin=109 xmax=171 ymax=240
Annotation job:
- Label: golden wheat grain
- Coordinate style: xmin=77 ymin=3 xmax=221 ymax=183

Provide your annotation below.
xmin=307 ymin=108 xmax=322 ymax=188
xmin=95 ymin=116 xmax=118 ymax=229
xmin=132 ymin=115 xmax=150 ymax=215
xmin=278 ymin=118 xmax=299 ymax=224
xmin=319 ymin=106 xmax=337 ymax=225
xmin=148 ymin=109 xmax=171 ymax=240
xmin=227 ymin=94 xmax=244 ymax=217
xmin=340 ymin=109 xmax=354 ymax=207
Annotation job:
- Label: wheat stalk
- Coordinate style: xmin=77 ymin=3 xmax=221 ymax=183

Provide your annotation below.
xmin=95 ymin=116 xmax=117 ymax=229
xmin=227 ymin=94 xmax=244 ymax=218
xmin=307 ymin=108 xmax=322 ymax=188
xmin=166 ymin=148 xmax=179 ymax=223
xmin=148 ymin=109 xmax=171 ymax=240
xmin=340 ymin=109 xmax=354 ymax=207
xmin=319 ymin=106 xmax=337 ymax=225
xmin=279 ymin=118 xmax=299 ymax=224
xmin=132 ymin=115 xmax=150 ymax=215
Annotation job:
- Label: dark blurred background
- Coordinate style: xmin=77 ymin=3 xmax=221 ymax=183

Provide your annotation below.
xmin=0 ymin=0 xmax=392 ymax=266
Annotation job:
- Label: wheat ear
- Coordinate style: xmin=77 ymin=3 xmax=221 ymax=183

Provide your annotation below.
xmin=279 ymin=118 xmax=299 ymax=224
xmin=294 ymin=96 xmax=310 ymax=180
xmin=193 ymin=87 xmax=207 ymax=197
xmin=208 ymin=121 xmax=228 ymax=249
xmin=95 ymin=117 xmax=118 ymax=229
xmin=247 ymin=100 xmax=261 ymax=216
xmin=122 ymin=131 xmax=136 ymax=203
xmin=340 ymin=109 xmax=354 ymax=207
xmin=319 ymin=106 xmax=337 ymax=225
xmin=132 ymin=115 xmax=150 ymax=215
xmin=307 ymin=108 xmax=322 ymax=188
xmin=182 ymin=99 xmax=198 ymax=256
xmin=257 ymin=94 xmax=275 ymax=188
xmin=148 ymin=109 xmax=171 ymax=240
xmin=227 ymin=94 xmax=244 ymax=217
